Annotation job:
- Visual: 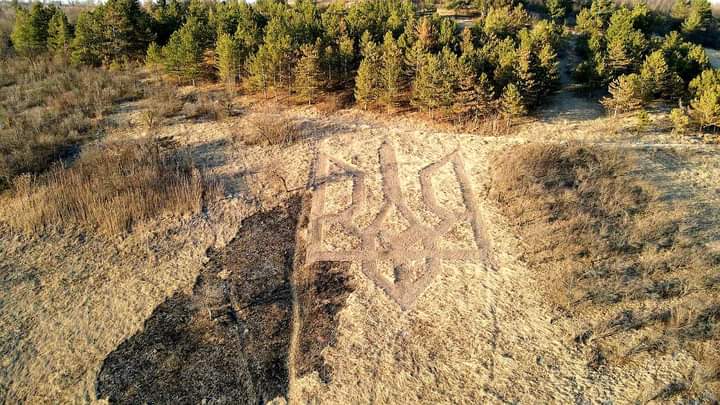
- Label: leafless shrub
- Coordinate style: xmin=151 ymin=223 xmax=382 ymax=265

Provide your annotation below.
xmin=1 ymin=139 xmax=220 ymax=235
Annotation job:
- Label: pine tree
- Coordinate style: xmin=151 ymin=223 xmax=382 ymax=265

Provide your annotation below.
xmin=546 ymin=0 xmax=569 ymax=22
xmin=380 ymin=32 xmax=403 ymax=109
xmin=515 ymin=31 xmax=542 ymax=109
xmin=338 ymin=33 xmax=355 ymax=81
xmin=453 ymin=58 xmax=478 ymax=119
xmin=11 ymin=3 xmax=54 ymax=57
xmin=670 ymin=107 xmax=691 ymax=134
xmin=411 ymin=52 xmax=441 ymax=115
xmin=146 ymin=41 xmax=162 ymax=66
xmin=294 ymin=43 xmax=322 ymax=104
xmin=500 ymin=83 xmax=526 ymax=118
xmin=538 ymin=43 xmax=560 ymax=92
xmin=354 ymin=39 xmax=381 ymax=110
xmin=246 ymin=17 xmax=293 ymax=92
xmin=415 ymin=16 xmax=436 ymax=52
xmin=601 ymin=73 xmax=643 ymax=115
xmin=71 ymin=10 xmax=104 ymax=65
xmin=604 ymin=8 xmax=648 ymax=81
xmin=690 ymin=86 xmax=720 ymax=130
xmin=215 ymin=32 xmax=240 ymax=85
xmin=161 ymin=19 xmax=205 ymax=82
xmin=681 ymin=0 xmax=714 ymax=39
xmin=475 ymin=72 xmax=497 ymax=117
xmin=671 ymin=0 xmax=689 ymax=20
xmin=47 ymin=9 xmax=72 ymax=56
xmin=460 ymin=26 xmax=474 ymax=56
xmin=639 ymin=50 xmax=683 ymax=100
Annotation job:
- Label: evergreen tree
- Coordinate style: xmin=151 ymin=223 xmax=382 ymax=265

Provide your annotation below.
xmin=411 ymin=52 xmax=442 ymax=115
xmin=70 ymin=10 xmax=104 ymax=65
xmin=546 ymin=0 xmax=569 ymax=22
xmin=681 ymin=0 xmax=714 ymax=40
xmin=415 ymin=16 xmax=436 ymax=51
xmin=216 ymin=32 xmax=240 ymax=85
xmin=354 ymin=38 xmax=381 ymax=109
xmin=500 ymin=83 xmax=526 ymax=118
xmin=438 ymin=17 xmax=457 ymax=50
xmin=246 ymin=17 xmax=293 ymax=92
xmin=453 ymin=58 xmax=481 ymax=119
xmin=294 ymin=43 xmax=322 ymax=104
xmin=475 ymin=72 xmax=497 ymax=117
xmin=101 ymin=0 xmax=154 ymax=62
xmin=161 ymin=18 xmax=205 ymax=82
xmin=47 ymin=9 xmax=72 ymax=56
xmin=670 ymin=107 xmax=691 ymax=134
xmin=604 ymin=8 xmax=647 ymax=81
xmin=671 ymin=0 xmax=689 ymax=20
xmin=460 ymin=26 xmax=474 ymax=56
xmin=515 ymin=31 xmax=542 ymax=109
xmin=639 ymin=50 xmax=683 ymax=100
xmin=601 ymin=73 xmax=643 ymax=115
xmin=688 ymin=69 xmax=720 ymax=130
xmin=380 ymin=32 xmax=403 ymax=109
xmin=146 ymin=41 xmax=162 ymax=70
xmin=11 ymin=3 xmax=54 ymax=56
xmin=71 ymin=0 xmax=154 ymax=65
xmin=538 ymin=43 xmax=560 ymax=92
xmin=338 ymin=33 xmax=355 ymax=81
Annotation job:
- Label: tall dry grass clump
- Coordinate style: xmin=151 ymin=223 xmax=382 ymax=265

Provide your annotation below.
xmin=2 ymin=139 xmax=218 ymax=235
xmin=245 ymin=114 xmax=300 ymax=146
xmin=490 ymin=143 xmax=719 ymax=398
xmin=0 ymin=57 xmax=144 ymax=191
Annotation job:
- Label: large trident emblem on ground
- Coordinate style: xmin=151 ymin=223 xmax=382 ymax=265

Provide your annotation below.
xmin=307 ymin=140 xmax=493 ymax=310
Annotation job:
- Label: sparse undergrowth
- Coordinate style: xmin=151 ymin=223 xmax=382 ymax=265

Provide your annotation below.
xmin=1 ymin=139 xmax=221 ymax=235
xmin=0 ymin=57 xmax=144 ymax=191
xmin=490 ymin=143 xmax=720 ymax=400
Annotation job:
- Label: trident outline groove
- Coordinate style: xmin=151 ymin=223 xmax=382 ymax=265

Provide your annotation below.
xmin=307 ymin=139 xmax=493 ymax=310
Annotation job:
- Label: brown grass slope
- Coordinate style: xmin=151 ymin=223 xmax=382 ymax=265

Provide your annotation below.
xmin=490 ymin=143 xmax=720 ymax=400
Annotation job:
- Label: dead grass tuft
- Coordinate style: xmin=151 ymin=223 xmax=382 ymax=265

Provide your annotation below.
xmin=490 ymin=143 xmax=720 ymax=396
xmin=245 ymin=114 xmax=300 ymax=146
xmin=1 ymin=139 xmax=221 ymax=235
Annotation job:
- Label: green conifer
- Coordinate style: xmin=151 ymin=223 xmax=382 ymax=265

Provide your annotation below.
xmin=380 ymin=32 xmax=403 ymax=109
xmin=294 ymin=43 xmax=322 ymax=104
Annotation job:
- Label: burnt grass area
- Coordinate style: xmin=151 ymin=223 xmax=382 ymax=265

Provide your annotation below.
xmin=295 ymin=261 xmax=354 ymax=382
xmin=95 ymin=194 xmax=356 ymax=403
xmin=97 ymin=197 xmax=300 ymax=403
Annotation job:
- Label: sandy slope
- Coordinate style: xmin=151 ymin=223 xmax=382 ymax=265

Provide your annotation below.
xmin=1 ymin=90 xmax=718 ymax=403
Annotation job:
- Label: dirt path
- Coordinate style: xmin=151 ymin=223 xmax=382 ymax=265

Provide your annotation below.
xmin=538 ymin=36 xmax=604 ymax=122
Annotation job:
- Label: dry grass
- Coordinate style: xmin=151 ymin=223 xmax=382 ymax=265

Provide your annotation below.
xmin=0 ymin=57 xmax=144 ymax=190
xmin=1 ymin=139 xmax=221 ymax=235
xmin=244 ymin=113 xmax=301 ymax=146
xmin=490 ymin=143 xmax=720 ymax=398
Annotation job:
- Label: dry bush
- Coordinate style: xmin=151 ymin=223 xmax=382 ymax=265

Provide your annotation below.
xmin=0 ymin=56 xmax=144 ymax=191
xmin=149 ymin=85 xmax=184 ymax=119
xmin=490 ymin=143 xmax=719 ymax=392
xmin=183 ymin=92 xmax=233 ymax=122
xmin=245 ymin=114 xmax=300 ymax=146
xmin=1 ymin=139 xmax=220 ymax=235
xmin=315 ymin=92 xmax=353 ymax=115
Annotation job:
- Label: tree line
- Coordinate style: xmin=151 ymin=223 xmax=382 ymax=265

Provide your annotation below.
xmin=9 ymin=0 xmax=561 ymax=121
xmin=573 ymin=0 xmax=719 ymax=130
xmin=7 ymin=0 xmax=720 ymax=129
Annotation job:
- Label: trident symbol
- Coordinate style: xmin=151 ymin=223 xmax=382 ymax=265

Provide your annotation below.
xmin=307 ymin=140 xmax=492 ymax=310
